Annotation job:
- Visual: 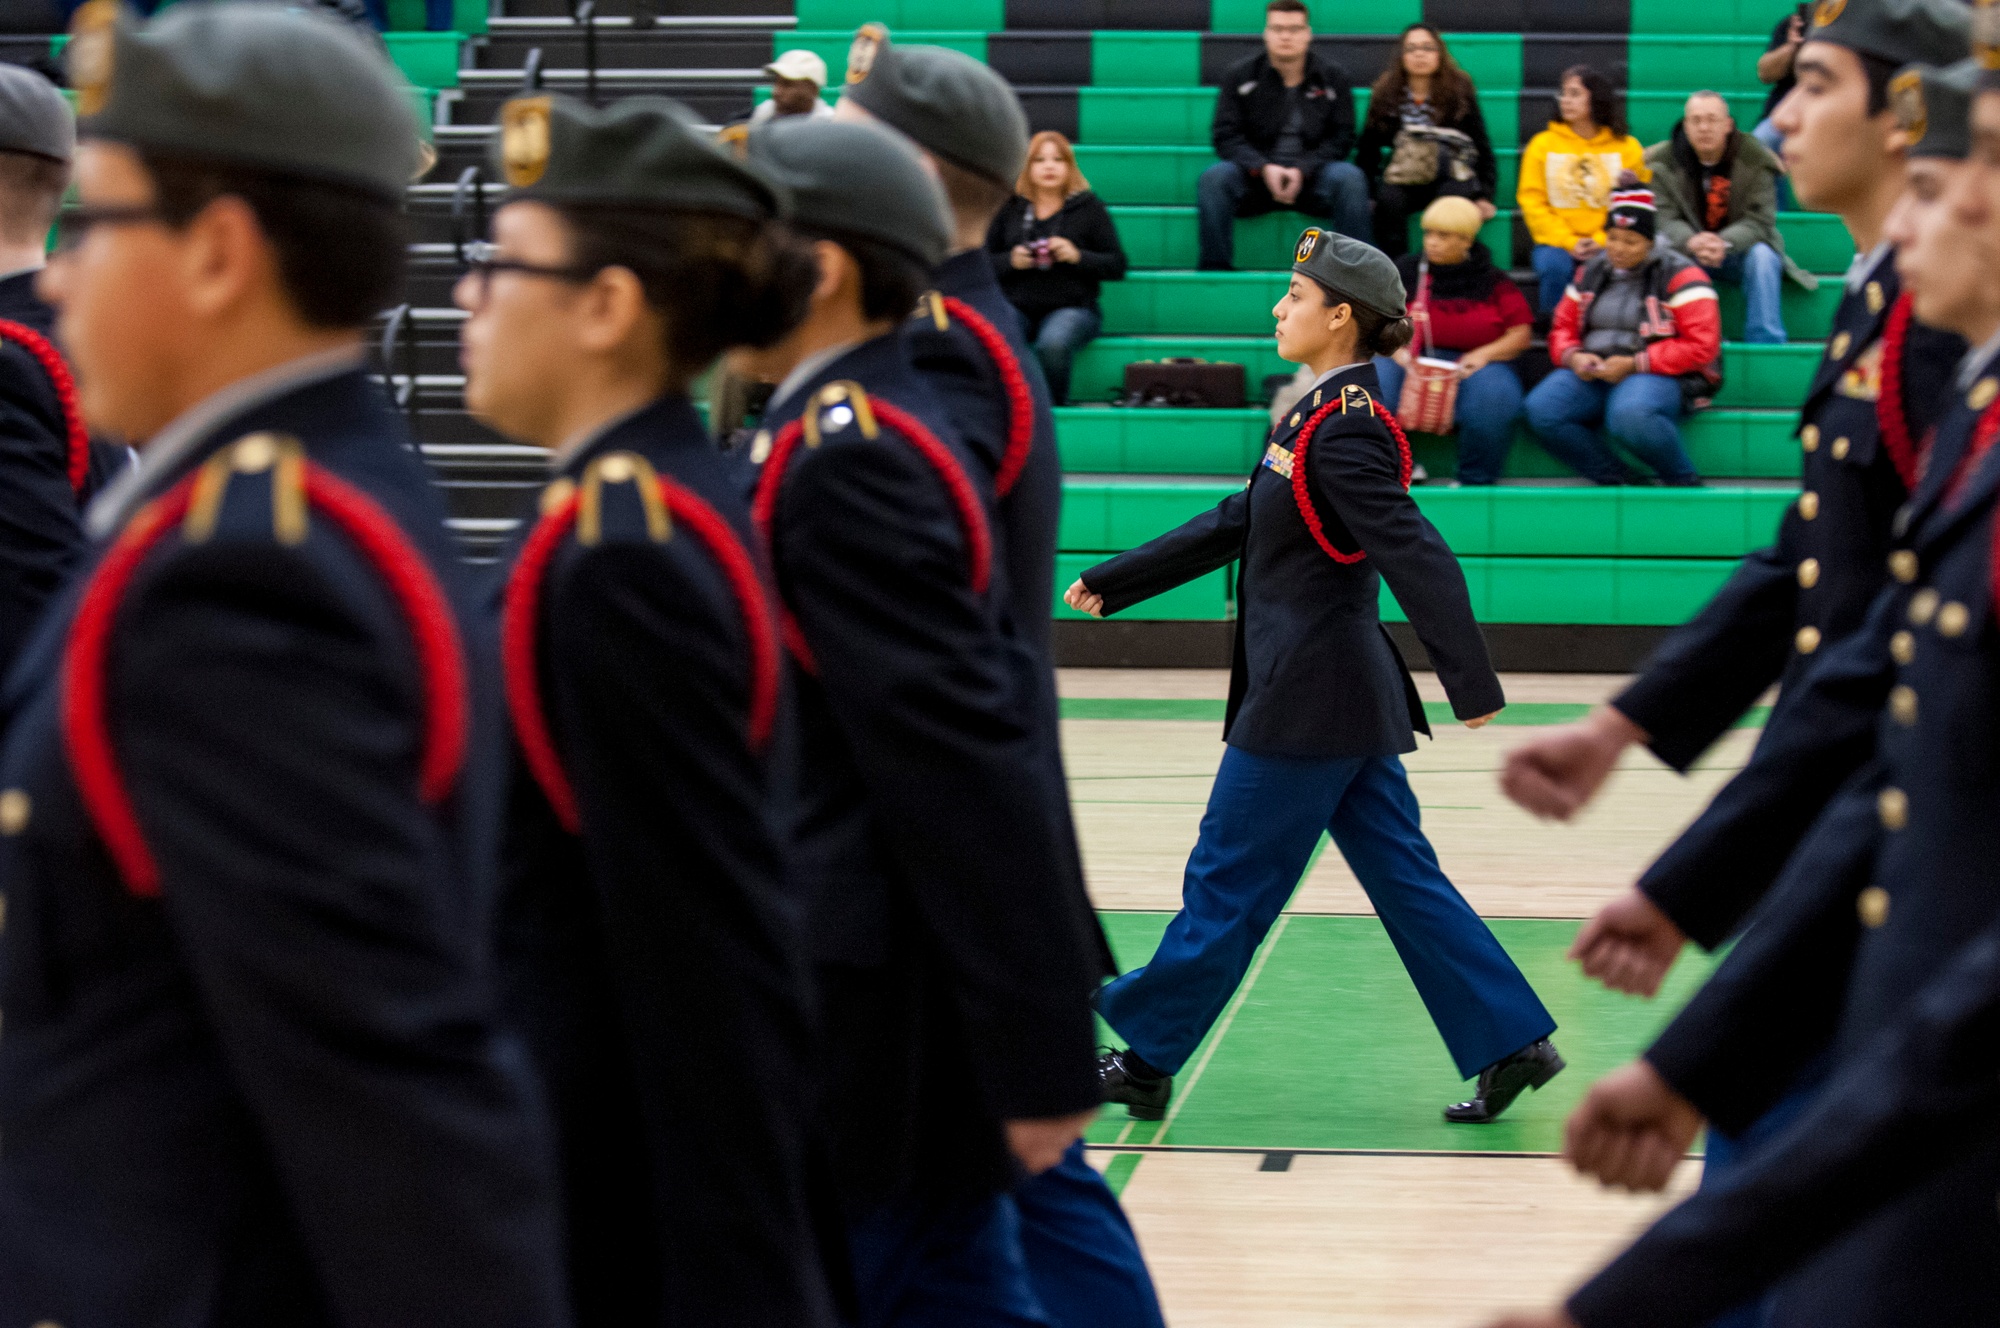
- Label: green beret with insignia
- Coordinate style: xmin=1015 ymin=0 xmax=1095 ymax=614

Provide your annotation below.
xmin=491 ymin=94 xmax=785 ymax=219
xmin=840 ymin=26 xmax=1030 ymax=187
xmin=1893 ymin=59 xmax=1979 ymax=158
xmin=746 ymin=116 xmax=950 ymax=267
xmin=1808 ymin=0 xmax=1969 ymax=72
xmin=68 ymin=0 xmax=422 ymax=201
xmin=1292 ymin=227 xmax=1407 ymax=319
xmin=0 ymin=62 xmax=73 ymax=163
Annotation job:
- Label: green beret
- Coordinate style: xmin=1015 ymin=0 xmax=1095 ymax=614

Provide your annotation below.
xmin=1808 ymin=0 xmax=1970 ymax=71
xmin=491 ymin=94 xmax=783 ymax=219
xmin=1292 ymin=227 xmax=1407 ymax=319
xmin=1893 ymin=58 xmax=1979 ymax=158
xmin=840 ymin=25 xmax=1029 ymax=187
xmin=0 ymin=63 xmax=73 ymax=163
xmin=70 ymin=0 xmax=421 ymax=201
xmin=746 ymin=116 xmax=950 ymax=267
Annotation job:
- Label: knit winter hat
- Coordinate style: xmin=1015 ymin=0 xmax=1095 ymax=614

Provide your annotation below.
xmin=1605 ymin=172 xmax=1658 ymax=240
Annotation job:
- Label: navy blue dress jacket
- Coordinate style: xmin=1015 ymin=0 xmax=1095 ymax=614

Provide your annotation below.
xmin=1082 ymin=360 xmax=1503 ymax=758
xmin=0 ymin=272 xmax=127 ymax=679
xmin=0 ymin=368 xmax=570 ymax=1328
xmin=1614 ymin=257 xmax=1961 ymax=778
xmin=752 ymin=333 xmax=1103 ymax=1203
xmin=1567 ymin=349 xmax=2000 ymax=1328
xmin=491 ymin=397 xmax=835 ymax=1327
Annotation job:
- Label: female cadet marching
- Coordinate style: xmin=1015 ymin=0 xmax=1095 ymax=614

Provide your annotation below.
xmin=454 ymin=97 xmax=835 ymax=1326
xmin=1067 ymin=229 xmax=1562 ymax=1124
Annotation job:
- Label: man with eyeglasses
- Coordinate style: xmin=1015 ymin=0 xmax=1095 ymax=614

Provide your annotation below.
xmin=0 ymin=63 xmax=126 ymax=681
xmin=0 ymin=6 xmax=570 ymax=1326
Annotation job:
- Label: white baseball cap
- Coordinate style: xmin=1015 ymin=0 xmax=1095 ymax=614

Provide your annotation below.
xmin=765 ymin=49 xmax=829 ymax=88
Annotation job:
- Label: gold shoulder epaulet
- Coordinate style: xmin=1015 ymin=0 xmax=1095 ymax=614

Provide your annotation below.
xmin=804 ymin=380 xmax=880 ymax=447
xmin=577 ymin=450 xmax=670 ymax=545
xmin=182 ymin=432 xmax=308 ymax=546
xmin=1340 ymin=383 xmax=1373 ymax=415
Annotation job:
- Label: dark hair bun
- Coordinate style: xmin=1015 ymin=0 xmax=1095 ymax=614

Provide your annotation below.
xmin=1369 ymin=314 xmax=1415 ymax=357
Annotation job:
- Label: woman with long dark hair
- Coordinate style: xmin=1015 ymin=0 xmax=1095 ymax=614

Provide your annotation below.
xmin=1355 ymin=23 xmax=1499 ymax=257
xmin=1518 ymin=64 xmax=1648 ymax=312
xmin=1066 ymin=228 xmax=1562 ymax=1129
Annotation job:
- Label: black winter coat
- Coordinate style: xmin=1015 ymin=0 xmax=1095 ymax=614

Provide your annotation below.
xmin=1212 ymin=50 xmax=1356 ymax=182
xmin=986 ymin=190 xmax=1128 ymax=318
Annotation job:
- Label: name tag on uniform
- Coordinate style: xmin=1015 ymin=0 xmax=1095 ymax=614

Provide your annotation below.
xmin=1261 ymin=440 xmax=1296 ymax=479
xmin=1837 ymin=339 xmax=1883 ymax=401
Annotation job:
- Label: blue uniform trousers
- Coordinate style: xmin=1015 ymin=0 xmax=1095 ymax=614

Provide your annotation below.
xmin=1016 ymin=1142 xmax=1165 ymax=1328
xmin=1097 ymin=747 xmax=1556 ymax=1080
xmin=846 ymin=1192 xmax=1052 ymax=1328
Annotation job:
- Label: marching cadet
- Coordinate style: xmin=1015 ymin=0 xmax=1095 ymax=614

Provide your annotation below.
xmin=1486 ymin=55 xmax=2000 ymax=1328
xmin=1069 ymin=231 xmax=1563 ymax=1126
xmin=734 ymin=114 xmax=1106 ymax=1326
xmin=830 ymin=33 xmax=1161 ymax=1328
xmin=457 ymin=98 xmax=835 ymax=1325
xmin=0 ymin=7 xmax=570 ymax=1325
xmin=1501 ymin=0 xmax=1970 ymax=995
xmin=0 ymin=63 xmax=124 ymax=678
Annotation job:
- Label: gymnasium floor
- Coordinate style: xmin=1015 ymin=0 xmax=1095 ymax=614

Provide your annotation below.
xmin=1061 ymin=668 xmax=1759 ymax=1325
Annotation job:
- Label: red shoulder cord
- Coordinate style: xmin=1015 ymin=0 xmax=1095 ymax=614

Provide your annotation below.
xmin=0 ymin=319 xmax=89 ymax=495
xmin=1288 ymin=396 xmax=1414 ymax=564
xmin=501 ymin=476 xmax=781 ymax=835
xmin=751 ymin=397 xmax=994 ymax=674
xmin=61 ymin=464 xmax=470 ymax=897
xmin=1875 ymin=293 xmax=1921 ymax=491
xmin=939 ymin=296 xmax=1036 ymax=499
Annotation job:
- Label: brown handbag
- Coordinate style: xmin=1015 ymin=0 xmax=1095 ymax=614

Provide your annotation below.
xmin=1395 ymin=263 xmax=1461 ymax=435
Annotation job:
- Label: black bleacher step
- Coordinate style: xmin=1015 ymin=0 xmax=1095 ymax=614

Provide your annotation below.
xmin=1002 ymin=0 xmax=1210 ymax=31
xmin=1419 ymin=0 xmax=1630 ymax=35
xmin=474 ymin=27 xmax=777 ymax=70
xmin=499 ymin=0 xmax=792 ymax=19
xmin=453 ymin=70 xmax=756 ymax=123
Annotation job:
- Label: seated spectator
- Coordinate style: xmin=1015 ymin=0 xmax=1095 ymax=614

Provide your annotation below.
xmin=1373 ymin=196 xmax=1532 ymax=485
xmin=988 ymin=131 xmax=1128 ymax=405
xmin=1524 ymin=180 xmax=1721 ymax=486
xmin=1755 ymin=5 xmax=1807 ymax=158
xmin=1518 ymin=66 xmax=1648 ymax=314
xmin=750 ymin=49 xmax=833 ymax=124
xmin=1198 ymin=0 xmax=1368 ymax=270
xmin=1355 ymin=24 xmax=1498 ymax=258
xmin=1646 ymin=90 xmax=1811 ymax=345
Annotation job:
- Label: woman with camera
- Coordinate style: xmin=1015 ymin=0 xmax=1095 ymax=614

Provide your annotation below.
xmin=987 ymin=130 xmax=1128 ymax=404
xmin=1355 ymin=23 xmax=1499 ymax=259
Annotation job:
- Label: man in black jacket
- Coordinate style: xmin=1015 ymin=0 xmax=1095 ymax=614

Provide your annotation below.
xmin=1199 ymin=0 xmax=1367 ymax=270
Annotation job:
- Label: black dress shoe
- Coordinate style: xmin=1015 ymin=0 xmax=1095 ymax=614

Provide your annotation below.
xmin=1444 ymin=1038 xmax=1566 ymax=1124
xmin=1097 ymin=1047 xmax=1172 ymax=1121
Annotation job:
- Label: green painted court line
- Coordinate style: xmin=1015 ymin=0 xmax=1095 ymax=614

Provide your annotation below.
xmin=1088 ymin=913 xmax=1717 ymax=1156
xmin=1062 ymin=698 xmax=1773 ymax=727
xmin=1099 ymin=1152 xmax=1144 ymax=1197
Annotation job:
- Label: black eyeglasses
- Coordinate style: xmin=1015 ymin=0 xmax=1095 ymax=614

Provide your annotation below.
xmin=459 ymin=239 xmax=603 ymax=302
xmin=52 ymin=204 xmax=170 ymax=253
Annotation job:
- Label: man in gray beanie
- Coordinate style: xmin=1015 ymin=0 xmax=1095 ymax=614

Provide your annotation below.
xmin=0 ymin=59 xmax=127 ymax=682
xmin=0 ymin=6 xmax=570 ymax=1325
xmin=735 ymin=112 xmax=1108 ymax=1328
xmin=834 ymin=27 xmax=1165 ymax=1328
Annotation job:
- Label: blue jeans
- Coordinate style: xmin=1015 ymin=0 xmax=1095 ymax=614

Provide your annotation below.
xmin=1023 ymin=307 xmax=1103 ymax=406
xmin=1531 ymin=245 xmax=1578 ymax=315
xmin=1016 ymin=1142 xmax=1165 ymax=1328
xmin=1196 ymin=160 xmax=1371 ymax=270
xmin=1524 ymin=368 xmax=1697 ymax=484
xmin=846 ymin=1193 xmax=1052 ymax=1327
xmin=1096 ymin=747 xmax=1556 ymax=1080
xmin=1752 ymin=118 xmax=1797 ymax=211
xmin=1372 ymin=353 xmax=1525 ymax=484
xmin=1706 ymin=242 xmax=1786 ymax=345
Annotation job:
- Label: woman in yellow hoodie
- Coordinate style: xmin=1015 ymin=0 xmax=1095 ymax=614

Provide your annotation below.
xmin=1518 ymin=65 xmax=1648 ymax=313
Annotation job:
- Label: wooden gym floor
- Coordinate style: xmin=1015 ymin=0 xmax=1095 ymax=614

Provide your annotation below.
xmin=1059 ymin=668 xmax=1756 ymax=1326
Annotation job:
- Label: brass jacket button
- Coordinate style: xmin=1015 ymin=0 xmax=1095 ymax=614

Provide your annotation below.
xmin=1832 ymin=436 xmax=1851 ymax=460
xmin=1797 ymin=558 xmax=1821 ymax=589
xmin=1910 ymin=588 xmax=1940 ymax=626
xmin=1857 ymin=886 xmax=1890 ymax=929
xmin=1796 ymin=625 xmax=1822 ymax=654
xmin=1878 ymin=786 xmax=1909 ymax=831
xmin=0 ymin=790 xmax=29 ymax=837
xmin=1890 ymin=550 xmax=1919 ymax=583
xmin=1798 ymin=491 xmax=1820 ymax=520
xmin=1891 ymin=630 xmax=1915 ymax=664
xmin=1938 ymin=601 xmax=1970 ymax=637
xmin=1890 ymin=685 xmax=1918 ymax=726
xmin=1802 ymin=424 xmax=1821 ymax=452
